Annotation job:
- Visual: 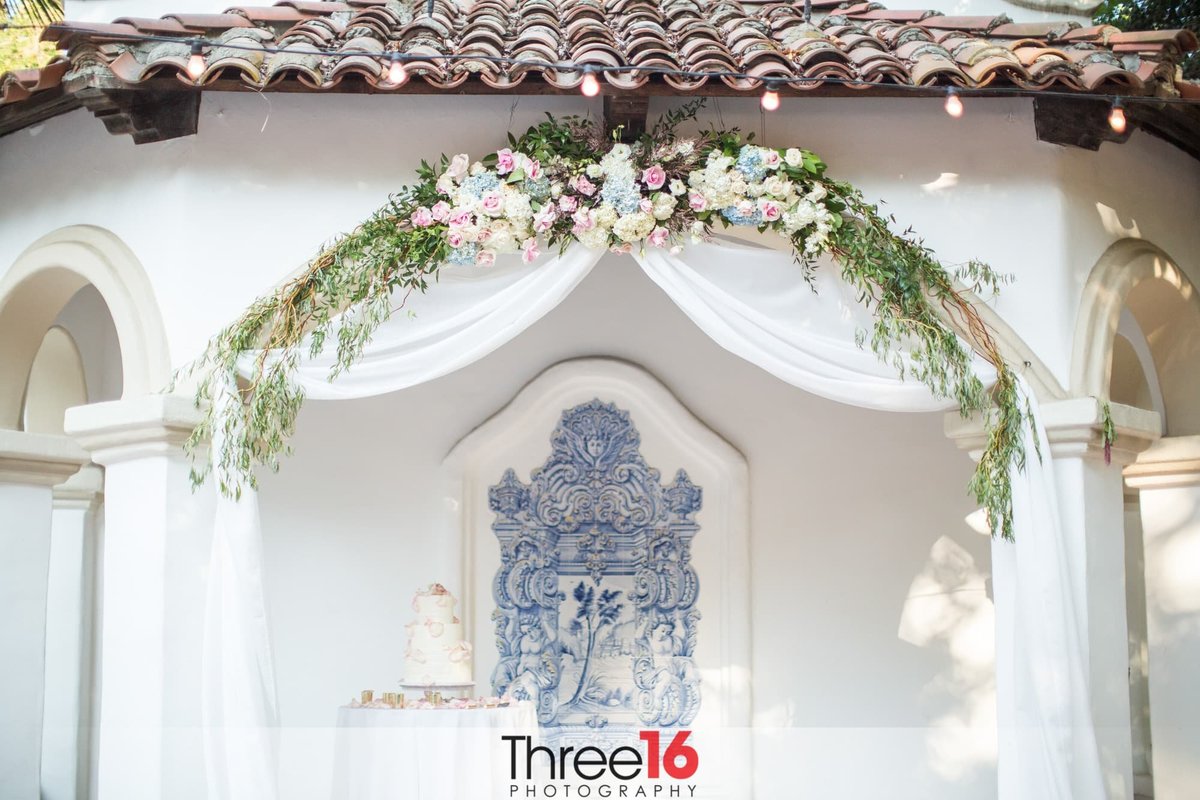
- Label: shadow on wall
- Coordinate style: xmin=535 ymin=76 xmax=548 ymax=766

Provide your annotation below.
xmin=897 ymin=534 xmax=998 ymax=784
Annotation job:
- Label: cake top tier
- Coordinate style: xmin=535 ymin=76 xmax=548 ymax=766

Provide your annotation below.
xmin=411 ymin=583 xmax=459 ymax=617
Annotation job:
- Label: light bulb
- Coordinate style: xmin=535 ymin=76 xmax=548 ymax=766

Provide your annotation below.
xmin=387 ymin=54 xmax=408 ymax=86
xmin=1108 ymin=101 xmax=1126 ymax=134
xmin=944 ymin=89 xmax=963 ymax=118
xmin=186 ymin=41 xmax=205 ymax=80
xmin=581 ymin=69 xmax=600 ymax=97
xmin=760 ymin=85 xmax=780 ymax=111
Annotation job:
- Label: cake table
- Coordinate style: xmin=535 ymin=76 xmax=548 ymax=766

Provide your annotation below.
xmin=331 ymin=702 xmax=538 ymax=800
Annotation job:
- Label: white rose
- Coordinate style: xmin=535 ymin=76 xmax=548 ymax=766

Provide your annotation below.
xmin=669 ymin=179 xmax=687 ymax=196
xmin=652 ymin=193 xmax=676 ymax=220
xmin=784 ymin=148 xmax=803 ymax=167
xmin=763 ymin=176 xmax=790 ymax=197
xmin=586 ymin=164 xmax=603 ymax=178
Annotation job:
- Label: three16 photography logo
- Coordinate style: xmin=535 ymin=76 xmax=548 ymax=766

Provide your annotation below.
xmin=503 ymin=730 xmax=700 ymax=797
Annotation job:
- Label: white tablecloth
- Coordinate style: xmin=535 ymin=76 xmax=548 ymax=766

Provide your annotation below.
xmin=331 ymin=704 xmax=538 ymax=800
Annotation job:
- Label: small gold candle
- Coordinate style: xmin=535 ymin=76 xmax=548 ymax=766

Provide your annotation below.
xmin=384 ymin=692 xmax=398 ymax=707
xmin=361 ymin=690 xmax=374 ymax=704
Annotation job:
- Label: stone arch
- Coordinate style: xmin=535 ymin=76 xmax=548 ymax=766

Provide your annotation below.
xmin=1072 ymin=238 xmax=1200 ymax=435
xmin=0 ymin=225 xmax=170 ymax=429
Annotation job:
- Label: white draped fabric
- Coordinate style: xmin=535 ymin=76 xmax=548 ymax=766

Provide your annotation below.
xmin=208 ymin=240 xmax=1102 ymax=799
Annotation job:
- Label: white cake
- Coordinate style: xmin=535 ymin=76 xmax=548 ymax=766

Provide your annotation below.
xmin=403 ymin=584 xmax=473 ymax=686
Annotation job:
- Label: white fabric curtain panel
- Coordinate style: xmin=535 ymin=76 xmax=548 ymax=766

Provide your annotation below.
xmin=211 ymin=241 xmax=1102 ymax=799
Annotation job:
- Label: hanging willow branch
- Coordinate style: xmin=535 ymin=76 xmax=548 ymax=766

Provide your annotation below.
xmin=179 ymin=106 xmax=1035 ymax=539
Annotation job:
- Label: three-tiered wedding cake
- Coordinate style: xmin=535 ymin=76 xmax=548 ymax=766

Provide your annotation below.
xmin=403 ymin=583 xmax=473 ymax=686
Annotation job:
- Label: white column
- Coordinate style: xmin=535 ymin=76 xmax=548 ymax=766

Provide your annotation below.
xmin=1124 ymin=436 xmax=1200 ymax=800
xmin=947 ymin=398 xmax=1159 ymax=799
xmin=0 ymin=431 xmax=89 ymax=800
xmin=66 ymin=395 xmax=213 ymax=800
xmin=1038 ymin=399 xmax=1158 ymax=800
xmin=41 ymin=465 xmax=104 ymax=800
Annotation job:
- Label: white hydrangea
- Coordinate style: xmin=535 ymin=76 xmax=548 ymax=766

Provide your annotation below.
xmin=503 ymin=189 xmax=533 ymax=222
xmin=594 ymin=203 xmax=619 ymax=229
xmin=577 ymin=226 xmax=610 ymax=249
xmin=613 ymin=212 xmax=655 ymax=243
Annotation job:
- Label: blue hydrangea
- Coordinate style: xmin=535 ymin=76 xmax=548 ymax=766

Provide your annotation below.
xmin=734 ymin=147 xmax=767 ymax=183
xmin=600 ymin=178 xmax=642 ymax=215
xmin=459 ymin=173 xmax=501 ymax=198
xmin=446 ymin=243 xmax=479 ymax=265
xmin=721 ymin=205 xmax=763 ymax=226
xmin=523 ymin=176 xmax=551 ymax=201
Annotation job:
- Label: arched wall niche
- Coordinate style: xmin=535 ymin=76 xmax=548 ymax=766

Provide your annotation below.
xmin=0 ymin=225 xmax=171 ymax=430
xmin=20 ymin=326 xmax=89 ymax=435
xmin=1072 ymin=238 xmax=1200 ymax=435
xmin=443 ymin=357 xmax=751 ymax=797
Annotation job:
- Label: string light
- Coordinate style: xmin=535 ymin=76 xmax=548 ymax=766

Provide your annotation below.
xmin=580 ymin=67 xmax=600 ymax=97
xmin=3 ymin=21 xmax=1199 ymax=127
xmin=1109 ymin=98 xmax=1127 ymax=134
xmin=387 ymin=52 xmax=408 ymax=87
xmin=760 ymin=81 xmax=780 ymax=111
xmin=186 ymin=39 xmax=205 ymax=80
xmin=944 ymin=87 xmax=963 ymax=118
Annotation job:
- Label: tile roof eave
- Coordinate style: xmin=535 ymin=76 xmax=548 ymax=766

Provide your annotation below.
xmin=0 ymin=0 xmax=1196 ymax=157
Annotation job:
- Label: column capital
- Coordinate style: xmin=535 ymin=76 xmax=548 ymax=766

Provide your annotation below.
xmin=53 ymin=464 xmax=104 ymax=510
xmin=0 ymin=430 xmax=90 ymax=487
xmin=1124 ymin=436 xmax=1200 ymax=490
xmin=945 ymin=397 xmax=1161 ymax=465
xmin=64 ymin=394 xmax=204 ymax=467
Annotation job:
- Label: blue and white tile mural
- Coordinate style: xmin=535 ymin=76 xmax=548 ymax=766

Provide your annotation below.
xmin=489 ymin=399 xmax=703 ymax=729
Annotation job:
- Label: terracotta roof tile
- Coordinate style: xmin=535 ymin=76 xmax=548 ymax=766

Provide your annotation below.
xmin=3 ymin=0 xmax=1197 ymax=127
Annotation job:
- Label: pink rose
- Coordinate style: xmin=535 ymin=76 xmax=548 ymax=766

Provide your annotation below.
xmin=446 ymin=231 xmax=465 ymax=247
xmin=477 ymin=228 xmax=492 ymax=243
xmin=642 ymin=165 xmax=666 ymax=190
xmin=759 ymin=200 xmax=782 ymax=221
xmin=448 ymin=208 xmax=472 ymax=227
xmin=763 ymin=150 xmax=782 ymax=168
xmin=526 ymin=159 xmax=542 ymax=180
xmin=480 ymin=191 xmax=503 ymax=216
xmin=647 ymin=227 xmax=670 ymax=248
xmin=521 ymin=238 xmax=540 ymax=264
xmin=688 ymin=192 xmax=707 ymax=212
xmin=495 ymin=148 xmax=516 ymax=175
xmin=736 ymin=200 xmax=755 ymax=218
xmin=609 ymin=242 xmax=633 ymax=255
xmin=572 ymin=208 xmax=594 ymax=233
xmin=558 ymin=195 xmax=579 ymax=213
xmin=411 ymin=207 xmax=435 ymax=227
xmin=534 ymin=207 xmax=557 ymax=233
xmin=430 ymin=201 xmax=451 ymax=222
xmin=476 ymin=249 xmax=496 ymax=267
xmin=572 ymin=175 xmax=597 ymax=197
xmin=446 ymin=153 xmax=470 ymax=180
xmin=639 ymin=198 xmax=654 ymax=214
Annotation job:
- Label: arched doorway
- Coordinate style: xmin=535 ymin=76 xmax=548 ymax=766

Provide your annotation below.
xmin=1073 ymin=238 xmax=1200 ymax=799
xmin=0 ymin=225 xmax=169 ymax=800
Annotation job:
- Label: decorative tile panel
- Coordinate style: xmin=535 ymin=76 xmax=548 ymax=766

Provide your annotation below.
xmin=489 ymin=399 xmax=702 ymax=729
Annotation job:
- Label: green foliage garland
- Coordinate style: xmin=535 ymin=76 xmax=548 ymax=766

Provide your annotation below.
xmin=180 ymin=106 xmax=1035 ymax=540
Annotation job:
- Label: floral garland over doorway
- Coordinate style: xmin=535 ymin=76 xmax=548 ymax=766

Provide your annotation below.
xmin=181 ymin=103 xmax=1033 ymax=539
